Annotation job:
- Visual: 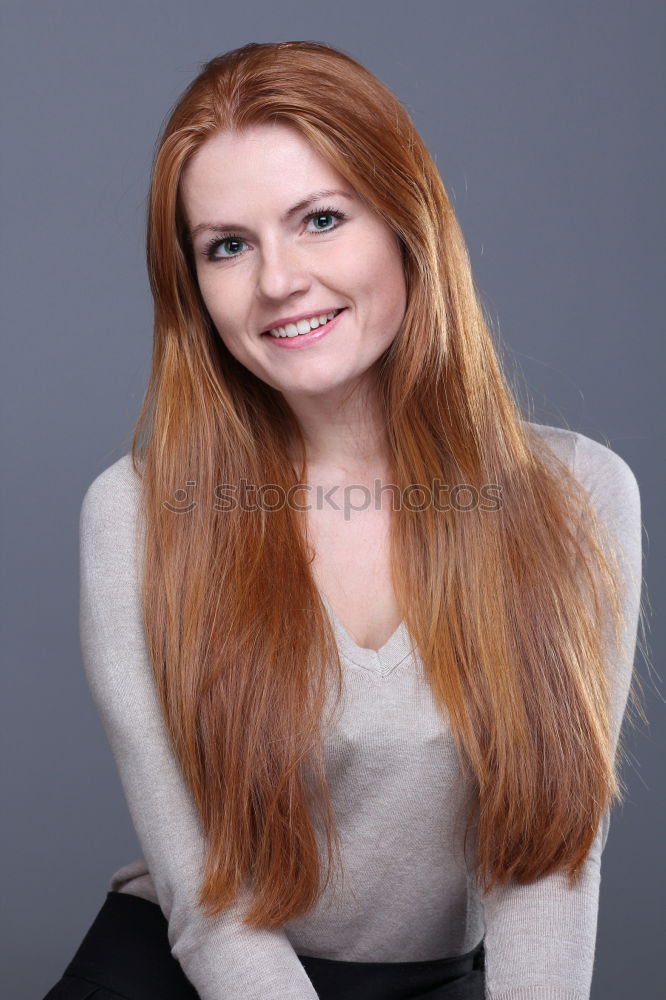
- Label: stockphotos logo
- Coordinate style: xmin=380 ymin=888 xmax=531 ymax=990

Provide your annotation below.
xmin=162 ymin=478 xmax=504 ymax=521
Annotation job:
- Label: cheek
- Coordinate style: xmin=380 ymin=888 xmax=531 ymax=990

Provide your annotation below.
xmin=350 ymin=233 xmax=406 ymax=323
xmin=195 ymin=269 xmax=217 ymax=312
xmin=196 ymin=271 xmax=240 ymax=331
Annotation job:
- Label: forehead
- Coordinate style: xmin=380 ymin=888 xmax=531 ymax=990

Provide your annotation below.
xmin=180 ymin=123 xmax=348 ymax=223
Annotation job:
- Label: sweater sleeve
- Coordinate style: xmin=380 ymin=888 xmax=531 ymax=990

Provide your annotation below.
xmin=480 ymin=432 xmax=642 ymax=1000
xmin=79 ymin=456 xmax=319 ymax=1000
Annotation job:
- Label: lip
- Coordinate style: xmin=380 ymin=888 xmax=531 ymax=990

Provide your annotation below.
xmin=260 ymin=307 xmax=344 ymax=335
xmin=261 ymin=308 xmax=346 ymax=349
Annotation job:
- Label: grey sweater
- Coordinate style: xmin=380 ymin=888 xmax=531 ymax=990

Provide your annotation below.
xmin=79 ymin=422 xmax=642 ymax=1000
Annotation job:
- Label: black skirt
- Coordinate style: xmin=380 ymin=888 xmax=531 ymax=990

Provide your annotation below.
xmin=42 ymin=890 xmax=486 ymax=1000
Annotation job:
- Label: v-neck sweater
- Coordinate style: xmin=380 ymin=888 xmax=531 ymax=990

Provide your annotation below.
xmin=78 ymin=422 xmax=642 ymax=1000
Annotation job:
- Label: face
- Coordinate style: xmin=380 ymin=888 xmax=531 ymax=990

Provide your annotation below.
xmin=180 ymin=123 xmax=407 ymax=401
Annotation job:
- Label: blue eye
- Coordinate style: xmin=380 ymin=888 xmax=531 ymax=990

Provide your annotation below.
xmin=204 ymin=235 xmax=247 ymax=260
xmin=306 ymin=210 xmax=339 ymax=232
xmin=303 ymin=205 xmax=348 ymax=233
xmin=200 ymin=205 xmax=347 ymax=262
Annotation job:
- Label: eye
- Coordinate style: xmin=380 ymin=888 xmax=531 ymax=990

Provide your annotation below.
xmin=202 ymin=234 xmax=247 ymax=261
xmin=305 ymin=207 xmax=347 ymax=233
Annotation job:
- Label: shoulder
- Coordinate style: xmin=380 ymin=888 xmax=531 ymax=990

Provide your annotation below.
xmin=524 ymin=420 xmax=640 ymax=518
xmin=571 ymin=430 xmax=640 ymax=521
xmin=525 ymin=422 xmax=641 ymax=580
xmin=80 ymin=453 xmax=142 ymax=543
xmin=81 ymin=452 xmax=141 ymax=514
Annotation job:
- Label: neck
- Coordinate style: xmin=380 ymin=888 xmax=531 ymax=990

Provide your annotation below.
xmin=283 ymin=374 xmax=390 ymax=476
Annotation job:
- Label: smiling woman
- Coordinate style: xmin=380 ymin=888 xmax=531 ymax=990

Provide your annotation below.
xmin=44 ymin=39 xmax=644 ymax=1000
xmin=179 ymin=123 xmax=407 ymax=395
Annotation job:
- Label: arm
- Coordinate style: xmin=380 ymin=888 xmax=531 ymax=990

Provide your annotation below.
xmin=481 ymin=432 xmax=643 ymax=1000
xmin=79 ymin=455 xmax=319 ymax=1000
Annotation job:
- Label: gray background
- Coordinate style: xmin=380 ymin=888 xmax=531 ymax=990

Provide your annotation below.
xmin=1 ymin=2 xmax=663 ymax=997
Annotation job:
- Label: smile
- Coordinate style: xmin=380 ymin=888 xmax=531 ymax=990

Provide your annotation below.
xmin=261 ymin=307 xmax=346 ymax=350
xmin=264 ymin=308 xmax=344 ymax=339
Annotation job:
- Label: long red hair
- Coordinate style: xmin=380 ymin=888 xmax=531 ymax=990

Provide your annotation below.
xmin=129 ymin=40 xmax=645 ymax=927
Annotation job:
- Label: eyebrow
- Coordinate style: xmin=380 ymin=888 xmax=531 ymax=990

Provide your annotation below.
xmin=188 ymin=189 xmax=355 ymax=241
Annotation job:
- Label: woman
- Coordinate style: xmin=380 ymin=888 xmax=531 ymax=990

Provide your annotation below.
xmin=43 ymin=40 xmax=644 ymax=1000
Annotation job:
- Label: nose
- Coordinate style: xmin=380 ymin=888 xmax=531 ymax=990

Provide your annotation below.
xmin=256 ymin=238 xmax=311 ymax=302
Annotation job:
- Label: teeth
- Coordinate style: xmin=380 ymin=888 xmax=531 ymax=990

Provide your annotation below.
xmin=267 ymin=309 xmax=340 ymax=338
